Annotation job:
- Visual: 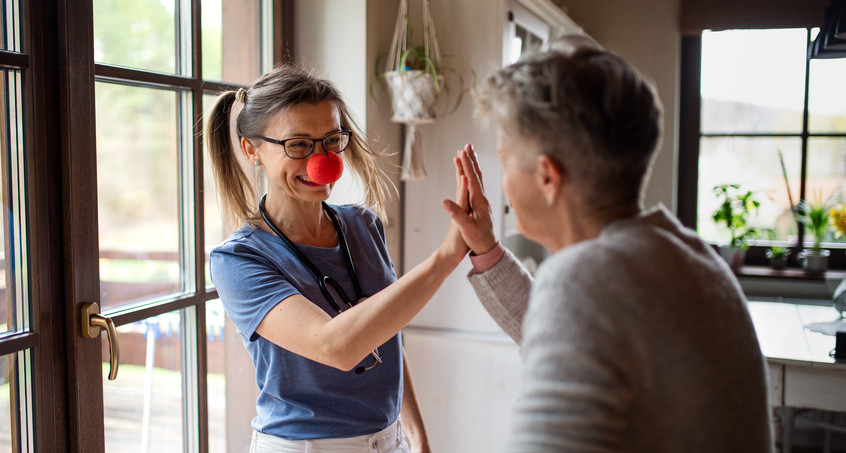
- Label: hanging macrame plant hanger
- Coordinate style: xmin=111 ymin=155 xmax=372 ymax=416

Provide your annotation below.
xmin=383 ymin=0 xmax=442 ymax=180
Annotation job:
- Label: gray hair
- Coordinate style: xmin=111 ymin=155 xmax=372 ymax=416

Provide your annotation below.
xmin=474 ymin=34 xmax=663 ymax=210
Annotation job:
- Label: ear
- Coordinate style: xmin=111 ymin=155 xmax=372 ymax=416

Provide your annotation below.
xmin=241 ymin=137 xmax=259 ymax=163
xmin=536 ymin=154 xmax=565 ymax=207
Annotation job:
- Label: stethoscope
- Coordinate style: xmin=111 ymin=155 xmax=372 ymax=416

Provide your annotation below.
xmin=258 ymin=194 xmax=382 ymax=374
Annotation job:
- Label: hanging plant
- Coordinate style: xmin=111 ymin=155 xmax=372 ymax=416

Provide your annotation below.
xmin=381 ymin=0 xmax=474 ymax=180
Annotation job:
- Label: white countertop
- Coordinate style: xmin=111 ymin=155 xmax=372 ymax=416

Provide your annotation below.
xmin=748 ymin=301 xmax=846 ymax=368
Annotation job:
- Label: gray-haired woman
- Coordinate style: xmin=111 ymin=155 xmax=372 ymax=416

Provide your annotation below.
xmin=207 ymin=65 xmax=469 ymax=453
xmin=442 ymin=35 xmax=773 ymax=452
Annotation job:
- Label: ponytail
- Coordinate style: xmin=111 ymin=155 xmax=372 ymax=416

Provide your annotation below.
xmin=206 ymin=91 xmax=261 ymax=230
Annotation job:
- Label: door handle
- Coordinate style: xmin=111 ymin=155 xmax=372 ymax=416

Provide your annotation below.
xmin=81 ymin=302 xmax=120 ymax=380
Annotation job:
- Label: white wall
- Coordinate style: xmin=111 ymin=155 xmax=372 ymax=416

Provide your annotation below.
xmin=560 ymin=0 xmax=681 ymax=212
xmin=294 ymin=0 xmax=371 ymax=209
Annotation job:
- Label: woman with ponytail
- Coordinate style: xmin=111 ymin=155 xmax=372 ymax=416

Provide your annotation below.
xmin=208 ymin=65 xmax=466 ymax=453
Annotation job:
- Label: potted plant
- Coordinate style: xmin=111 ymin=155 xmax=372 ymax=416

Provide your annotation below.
xmin=380 ymin=0 xmax=474 ymax=180
xmin=712 ymin=183 xmax=760 ymax=268
xmin=763 ymin=229 xmax=791 ymax=270
xmin=797 ymin=191 xmax=833 ymax=274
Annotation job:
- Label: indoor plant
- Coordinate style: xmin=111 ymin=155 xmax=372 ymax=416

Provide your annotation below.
xmin=380 ymin=0 xmax=473 ymax=180
xmin=763 ymin=229 xmax=791 ymax=270
xmin=712 ymin=183 xmax=760 ymax=268
xmin=797 ymin=190 xmax=833 ymax=273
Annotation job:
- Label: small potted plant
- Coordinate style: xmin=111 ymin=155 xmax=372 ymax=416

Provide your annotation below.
xmin=763 ymin=229 xmax=791 ymax=270
xmin=797 ymin=190 xmax=833 ymax=273
xmin=831 ymin=203 xmax=846 ymax=316
xmin=380 ymin=0 xmax=474 ymax=180
xmin=712 ymin=183 xmax=760 ymax=268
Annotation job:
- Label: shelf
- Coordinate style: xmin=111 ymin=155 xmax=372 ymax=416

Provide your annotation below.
xmin=734 ymin=266 xmax=846 ymax=281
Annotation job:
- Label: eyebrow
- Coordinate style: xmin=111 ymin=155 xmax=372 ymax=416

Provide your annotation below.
xmin=282 ymin=129 xmax=343 ymax=139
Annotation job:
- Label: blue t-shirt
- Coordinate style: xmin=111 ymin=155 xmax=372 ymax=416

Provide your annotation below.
xmin=209 ymin=204 xmax=402 ymax=440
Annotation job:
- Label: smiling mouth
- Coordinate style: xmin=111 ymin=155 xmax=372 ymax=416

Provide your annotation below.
xmin=297 ymin=175 xmax=321 ymax=186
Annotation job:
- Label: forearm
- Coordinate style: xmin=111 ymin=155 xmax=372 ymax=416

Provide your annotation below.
xmin=325 ymin=248 xmax=463 ymax=368
xmin=468 ymin=248 xmax=533 ymax=344
xmin=400 ymin=353 xmax=431 ymax=452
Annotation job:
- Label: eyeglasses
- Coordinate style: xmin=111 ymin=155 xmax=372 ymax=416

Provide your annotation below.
xmin=257 ymin=130 xmax=351 ymax=159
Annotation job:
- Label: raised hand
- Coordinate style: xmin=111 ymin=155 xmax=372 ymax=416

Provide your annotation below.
xmin=438 ymin=149 xmax=471 ymax=263
xmin=442 ymin=144 xmax=498 ymax=255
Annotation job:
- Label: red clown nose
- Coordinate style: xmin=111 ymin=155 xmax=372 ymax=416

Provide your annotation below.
xmin=306 ymin=152 xmax=344 ymax=185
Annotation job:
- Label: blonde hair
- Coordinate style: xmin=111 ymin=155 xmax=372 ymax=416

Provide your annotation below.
xmin=206 ymin=65 xmax=393 ymax=228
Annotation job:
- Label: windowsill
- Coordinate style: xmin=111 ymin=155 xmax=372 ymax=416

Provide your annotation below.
xmin=734 ymin=266 xmax=846 ymax=281
xmin=735 ymin=265 xmax=845 ymax=302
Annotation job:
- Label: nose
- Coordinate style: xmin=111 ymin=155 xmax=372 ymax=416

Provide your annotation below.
xmin=312 ymin=140 xmax=329 ymax=156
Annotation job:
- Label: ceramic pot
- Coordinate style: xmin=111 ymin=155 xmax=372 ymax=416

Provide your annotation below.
xmin=798 ymin=249 xmax=830 ymax=274
xmin=769 ymin=255 xmax=788 ymax=270
xmin=833 ymin=278 xmax=846 ymax=318
xmin=718 ymin=245 xmax=746 ymax=269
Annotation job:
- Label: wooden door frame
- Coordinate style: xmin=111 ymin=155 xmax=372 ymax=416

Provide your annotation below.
xmin=26 ymin=0 xmax=70 ymax=450
xmin=55 ymin=0 xmax=104 ymax=451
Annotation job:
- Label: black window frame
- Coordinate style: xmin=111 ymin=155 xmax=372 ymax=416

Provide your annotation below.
xmin=678 ymin=29 xmax=846 ymax=271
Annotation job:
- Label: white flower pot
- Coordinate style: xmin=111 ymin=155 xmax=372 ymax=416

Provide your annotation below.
xmin=718 ymin=245 xmax=746 ymax=269
xmin=798 ymin=249 xmax=830 ymax=274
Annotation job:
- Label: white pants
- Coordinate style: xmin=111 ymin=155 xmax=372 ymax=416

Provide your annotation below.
xmin=250 ymin=419 xmax=411 ymax=453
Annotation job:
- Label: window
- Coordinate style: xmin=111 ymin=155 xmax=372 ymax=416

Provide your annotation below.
xmin=0 ymin=0 xmax=289 ymax=451
xmin=91 ymin=0 xmax=280 ymax=451
xmin=679 ymin=28 xmax=846 ymax=267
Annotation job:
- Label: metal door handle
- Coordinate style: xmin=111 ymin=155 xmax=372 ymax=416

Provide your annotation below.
xmin=81 ymin=302 xmax=120 ymax=380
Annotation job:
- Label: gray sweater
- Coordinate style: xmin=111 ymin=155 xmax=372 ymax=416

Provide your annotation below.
xmin=468 ymin=206 xmax=772 ymax=452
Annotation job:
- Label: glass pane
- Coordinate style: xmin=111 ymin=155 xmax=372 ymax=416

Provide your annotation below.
xmin=203 ymin=94 xmax=225 ymax=289
xmin=697 ymin=137 xmax=802 ymax=243
xmin=0 ymin=1 xmax=21 ymax=52
xmin=807 ymin=137 xmax=846 ymax=245
xmin=0 ymin=354 xmax=11 ymax=451
xmin=0 ymin=350 xmax=33 ymax=451
xmin=808 ymin=57 xmax=846 ymax=133
xmin=0 ymin=354 xmax=9 ymax=450
xmin=0 ymin=70 xmax=28 ymax=335
xmin=202 ymin=0 xmax=261 ymax=84
xmin=701 ymin=29 xmax=807 ymax=134
xmin=96 ymin=82 xmax=182 ymax=309
xmin=93 ymin=0 xmax=177 ymax=73
xmin=510 ymin=24 xmax=544 ymax=65
xmin=206 ymin=300 xmax=226 ymax=453
xmin=104 ymin=311 xmax=184 ymax=451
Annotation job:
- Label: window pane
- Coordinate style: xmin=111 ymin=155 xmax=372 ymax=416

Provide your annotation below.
xmin=701 ymin=29 xmax=807 ymax=134
xmin=96 ymin=83 xmax=182 ymax=309
xmin=103 ymin=312 xmax=184 ymax=451
xmin=0 ymin=351 xmax=33 ymax=451
xmin=697 ymin=137 xmax=802 ymax=243
xmin=94 ymin=0 xmax=177 ymax=73
xmin=206 ymin=300 xmax=226 ymax=453
xmin=0 ymin=353 xmax=12 ymax=450
xmin=202 ymin=0 xmax=262 ymax=84
xmin=806 ymin=138 xmax=846 ymax=245
xmin=0 ymin=1 xmax=21 ymax=52
xmin=808 ymin=58 xmax=846 ymax=133
xmin=0 ymin=70 xmax=28 ymax=335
